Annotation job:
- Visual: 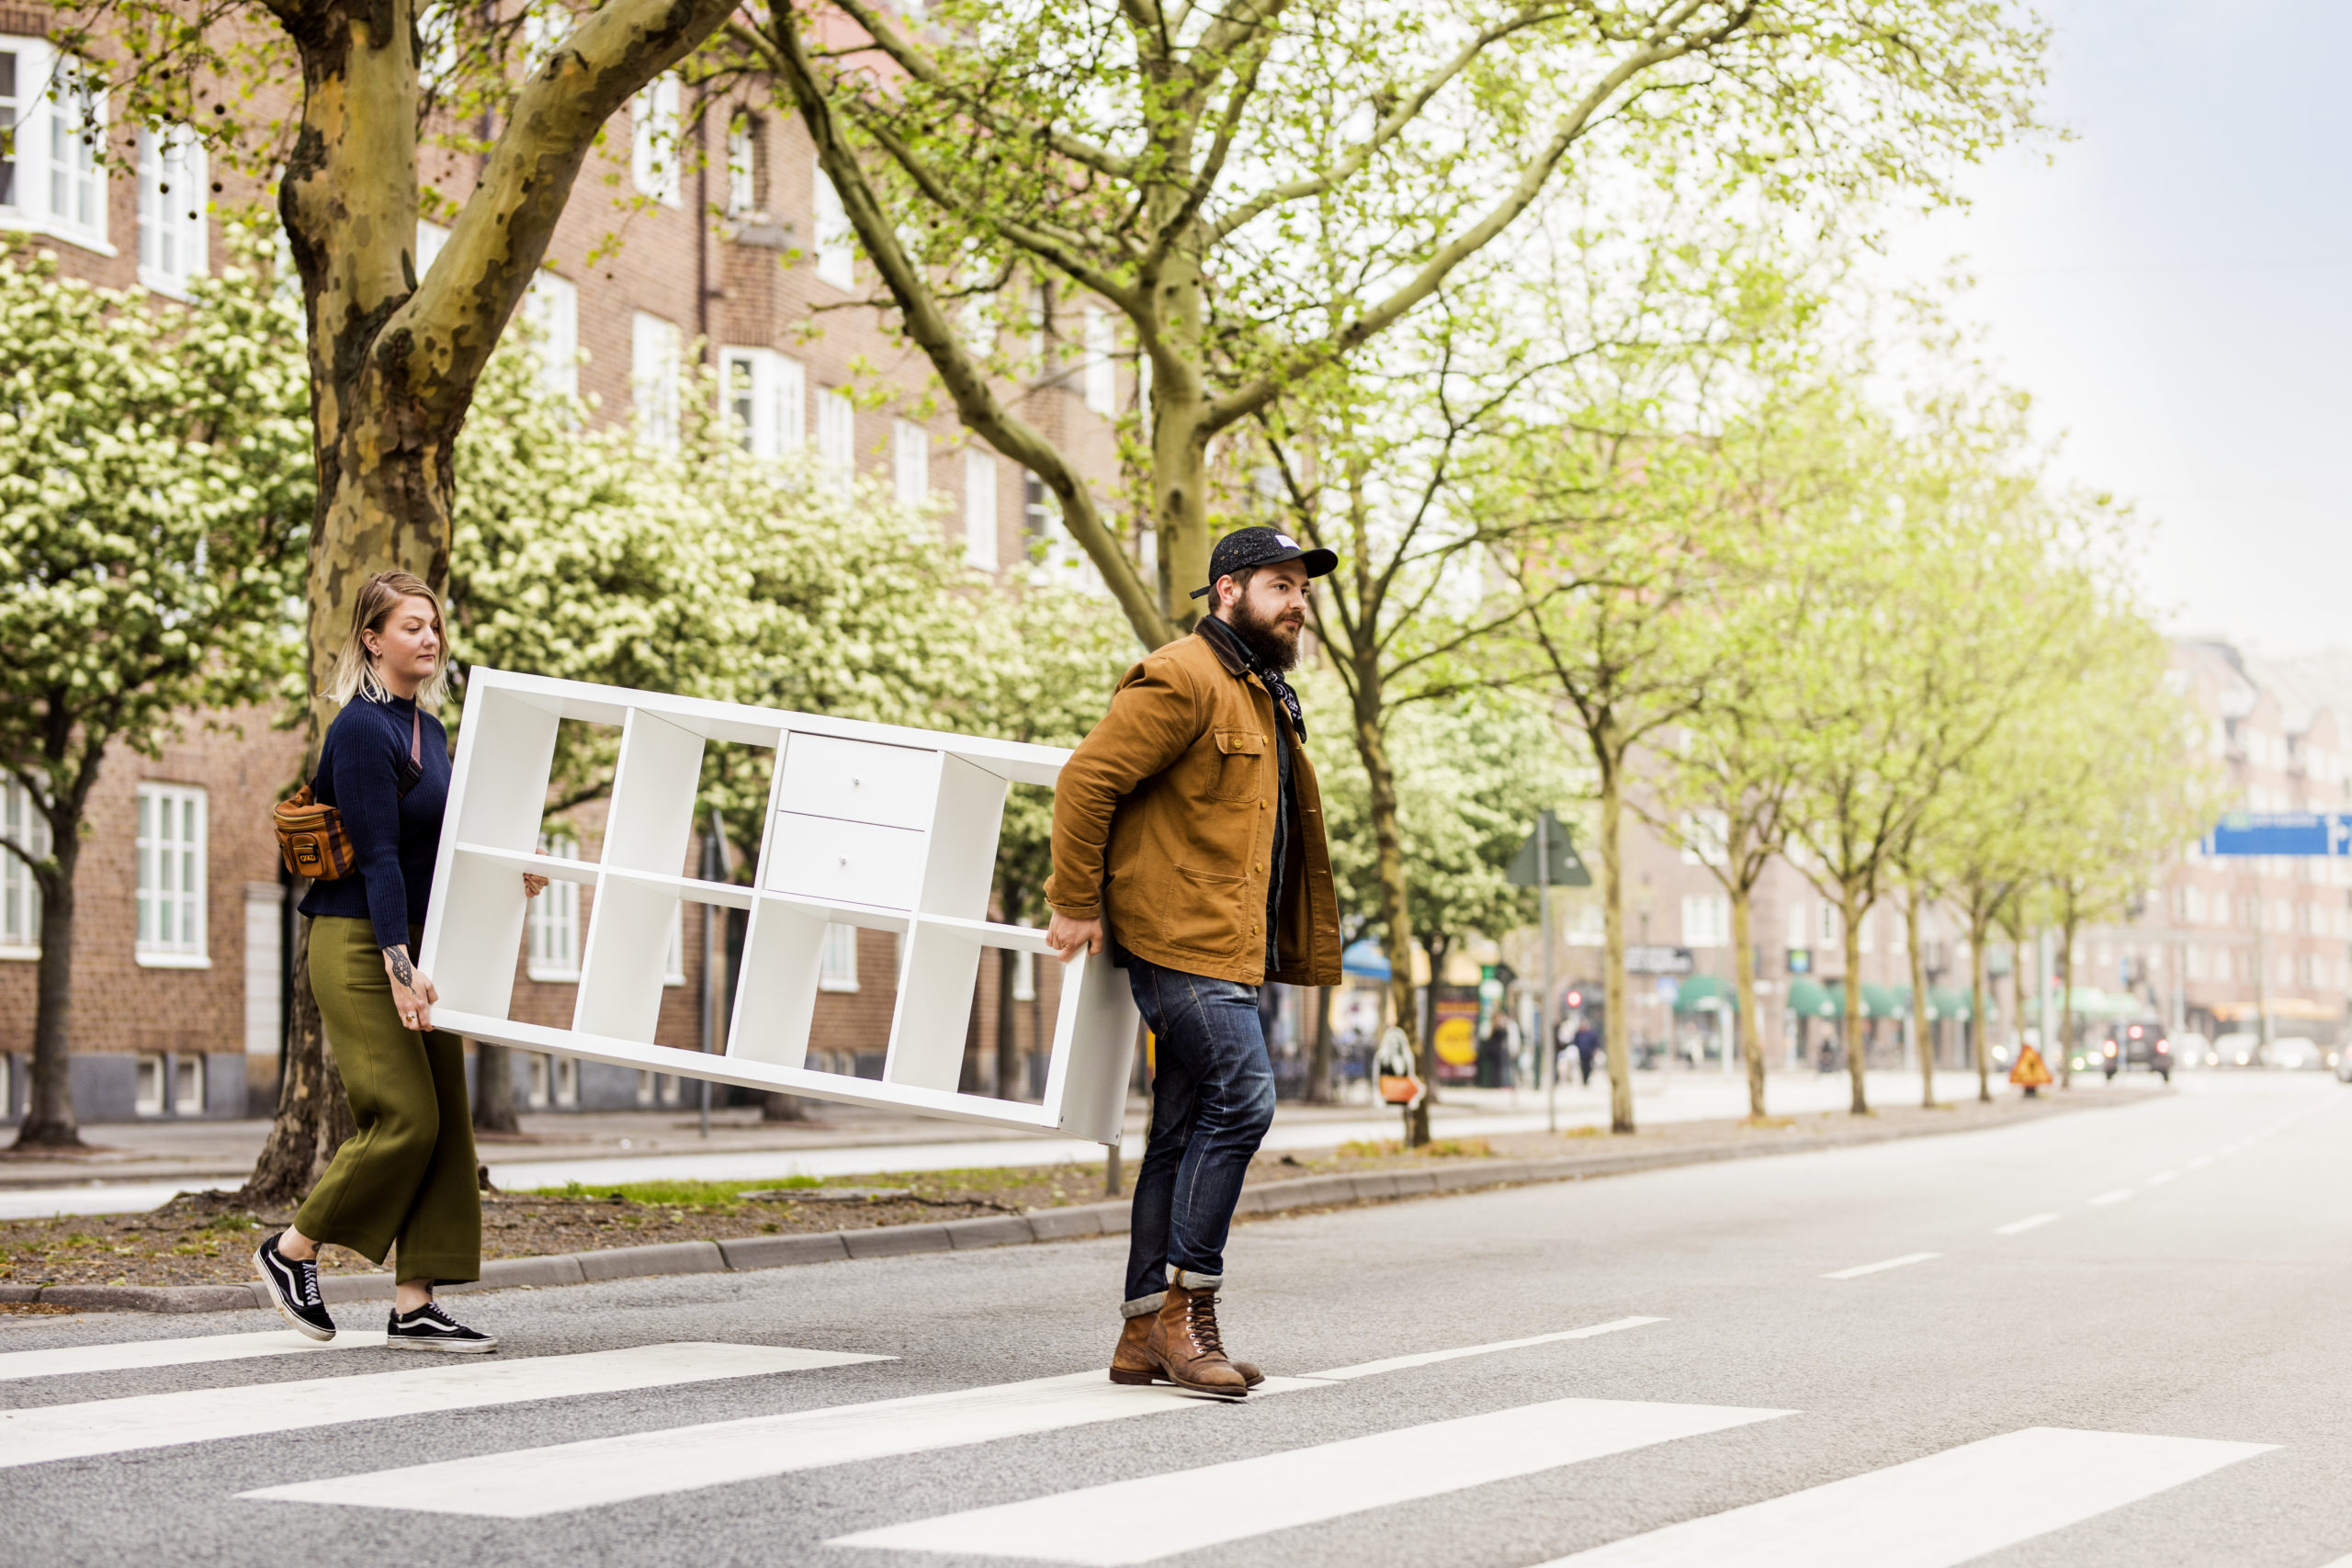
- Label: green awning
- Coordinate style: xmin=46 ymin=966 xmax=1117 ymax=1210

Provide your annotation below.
xmin=1786 ymin=978 xmax=1838 ymax=1019
xmin=1928 ymin=985 xmax=1978 ymax=1021
xmin=1675 ymin=974 xmax=1736 ymax=1013
xmin=1860 ymin=983 xmax=1906 ymax=1019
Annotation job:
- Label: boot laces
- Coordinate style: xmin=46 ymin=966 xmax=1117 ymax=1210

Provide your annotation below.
xmin=1184 ymin=1291 xmax=1226 ymax=1357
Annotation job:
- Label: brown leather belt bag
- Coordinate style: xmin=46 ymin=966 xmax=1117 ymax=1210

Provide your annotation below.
xmin=274 ymin=704 xmax=421 ymax=881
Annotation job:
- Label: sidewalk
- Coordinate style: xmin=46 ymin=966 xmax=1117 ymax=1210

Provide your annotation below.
xmin=0 ymin=1068 xmax=2165 ymax=1219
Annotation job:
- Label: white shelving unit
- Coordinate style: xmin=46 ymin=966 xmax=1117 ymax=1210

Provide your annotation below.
xmin=417 ymin=668 xmax=1136 ymax=1145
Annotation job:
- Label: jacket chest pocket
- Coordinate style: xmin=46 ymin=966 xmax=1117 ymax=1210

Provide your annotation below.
xmin=1207 ymin=728 xmax=1267 ymax=804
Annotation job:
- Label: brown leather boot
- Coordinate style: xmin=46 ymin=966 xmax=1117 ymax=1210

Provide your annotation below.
xmin=1139 ymin=1280 xmax=1249 ymax=1397
xmin=1110 ymin=1311 xmax=1261 ymax=1388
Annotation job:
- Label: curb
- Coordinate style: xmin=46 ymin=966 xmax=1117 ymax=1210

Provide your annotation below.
xmin=5 ymin=1101 xmax=2122 ymax=1314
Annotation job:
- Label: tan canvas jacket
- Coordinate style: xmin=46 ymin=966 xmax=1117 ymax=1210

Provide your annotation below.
xmin=1046 ymin=626 xmax=1342 ymax=987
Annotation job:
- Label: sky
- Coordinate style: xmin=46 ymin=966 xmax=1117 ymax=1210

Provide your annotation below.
xmin=1877 ymin=0 xmax=2350 ymax=655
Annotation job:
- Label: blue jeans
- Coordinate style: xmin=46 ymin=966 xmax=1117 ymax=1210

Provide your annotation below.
xmin=1121 ymin=956 xmax=1277 ymax=1313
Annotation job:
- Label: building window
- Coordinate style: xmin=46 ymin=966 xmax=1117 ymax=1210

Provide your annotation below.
xmin=46 ymin=54 xmax=104 ymax=243
xmin=553 ymin=1054 xmax=579 ymax=1106
xmin=1082 ymin=307 xmax=1116 ymax=415
xmin=136 ymin=783 xmax=208 ymax=966
xmin=174 ymin=1054 xmax=205 ymax=1116
xmin=1816 ymin=901 xmax=1842 ymax=951
xmin=526 ymin=1053 xmax=550 ymax=1109
xmin=892 ymin=418 xmax=929 ymax=507
xmin=1012 ymin=947 xmax=1036 ymax=1001
xmin=630 ymin=73 xmax=682 ymax=207
xmin=0 ymin=49 xmax=19 ymax=211
xmin=719 ymin=345 xmax=806 ymax=459
xmin=135 ymin=1054 xmax=165 ymax=1116
xmin=631 ymin=311 xmax=682 ymax=448
xmin=522 ymin=270 xmax=579 ymax=399
xmin=817 ymin=386 xmax=855 ymax=491
xmin=1 ymin=778 xmax=46 ymax=956
xmin=414 ymin=218 xmax=449 ymax=278
xmin=727 ymin=114 xmax=759 ymax=215
xmin=812 ymin=165 xmax=854 ymax=288
xmin=0 ymin=44 xmax=112 ymax=251
xmin=664 ymin=900 xmax=686 ymax=987
xmin=527 ymin=832 xmax=581 ymax=980
xmin=137 ymin=126 xmax=206 ymax=296
xmin=1680 ymin=894 xmax=1730 ymax=950
xmin=819 ymin=923 xmax=859 ymax=991
xmin=963 ymin=448 xmax=998 ymax=570
xmin=1023 ymin=469 xmax=1100 ymax=591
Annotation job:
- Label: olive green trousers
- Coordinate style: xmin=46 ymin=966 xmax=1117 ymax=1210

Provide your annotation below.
xmin=294 ymin=916 xmax=481 ymax=1285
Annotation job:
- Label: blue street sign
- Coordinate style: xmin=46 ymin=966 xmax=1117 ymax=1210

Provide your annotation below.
xmin=2200 ymin=813 xmax=2352 ymax=856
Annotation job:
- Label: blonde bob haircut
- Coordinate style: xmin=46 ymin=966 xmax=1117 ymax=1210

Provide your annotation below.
xmin=326 ymin=570 xmax=451 ymax=709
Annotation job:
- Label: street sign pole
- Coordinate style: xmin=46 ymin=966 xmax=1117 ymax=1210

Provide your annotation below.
xmin=1540 ymin=810 xmax=1555 ymax=1134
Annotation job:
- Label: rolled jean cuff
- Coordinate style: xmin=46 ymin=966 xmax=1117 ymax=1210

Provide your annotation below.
xmin=1174 ymin=1269 xmax=1223 ymax=1292
xmin=1121 ymin=1292 xmax=1166 ymax=1319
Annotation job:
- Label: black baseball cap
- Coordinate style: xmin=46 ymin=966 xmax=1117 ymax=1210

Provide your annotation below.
xmin=1189 ymin=525 xmax=1338 ymax=599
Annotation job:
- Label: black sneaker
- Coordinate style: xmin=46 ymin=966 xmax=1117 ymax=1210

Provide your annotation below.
xmin=254 ymin=1232 xmax=335 ymax=1341
xmin=386 ymin=1301 xmax=497 ymax=1353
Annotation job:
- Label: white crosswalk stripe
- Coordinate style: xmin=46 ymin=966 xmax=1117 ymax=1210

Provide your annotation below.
xmin=246 ymin=1370 xmax=1334 ymax=1517
xmin=831 ymin=1397 xmax=1791 ymax=1564
xmin=247 ymin=1316 xmax=1665 ymax=1519
xmin=1531 ymin=1427 xmax=2275 ymax=1566
xmin=0 ymin=1328 xmax=387 ymax=1383
xmin=0 ymin=1343 xmax=879 ymax=1468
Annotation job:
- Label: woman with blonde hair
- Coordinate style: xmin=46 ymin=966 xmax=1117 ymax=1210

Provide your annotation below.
xmin=255 ymin=570 xmax=543 ymax=1349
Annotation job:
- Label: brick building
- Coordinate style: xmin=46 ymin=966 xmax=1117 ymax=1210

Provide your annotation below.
xmin=0 ymin=24 xmax=1109 ymax=1122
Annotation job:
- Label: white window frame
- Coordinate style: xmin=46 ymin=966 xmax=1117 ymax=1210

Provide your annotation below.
xmin=962 ymin=448 xmax=998 ymax=570
xmin=727 ymin=115 xmax=757 ymax=216
xmin=1012 ymin=946 xmax=1036 ymax=1002
xmin=526 ymin=832 xmax=581 ymax=982
xmin=414 ymin=218 xmax=449 ymax=280
xmin=136 ymin=124 xmax=207 ymax=297
xmin=817 ymin=386 xmax=855 ymax=491
xmin=522 ymin=269 xmax=579 ymax=400
xmin=631 ymin=311 xmax=682 ymax=449
xmin=1082 ymin=307 xmax=1116 ymax=415
xmin=173 ymin=1053 xmax=206 ymax=1115
xmin=526 ymin=1053 xmax=551 ymax=1109
xmin=663 ymin=900 xmax=686 ymax=987
xmin=819 ymin=922 xmax=859 ymax=992
xmin=812 ymin=165 xmax=854 ymax=288
xmin=0 ymin=42 xmax=114 ymax=254
xmin=135 ymin=783 xmax=209 ymax=967
xmin=552 ymin=1053 xmax=580 ymax=1107
xmin=134 ymin=1053 xmax=165 ymax=1116
xmin=718 ymin=346 xmax=805 ymax=458
xmin=1 ymin=777 xmax=47 ymax=959
xmin=1680 ymin=893 xmax=1730 ymax=950
xmin=630 ymin=73 xmax=683 ymax=208
xmin=892 ymin=417 xmax=929 ymax=507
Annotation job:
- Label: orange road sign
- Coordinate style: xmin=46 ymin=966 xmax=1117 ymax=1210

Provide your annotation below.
xmin=2009 ymin=1043 xmax=2052 ymax=1089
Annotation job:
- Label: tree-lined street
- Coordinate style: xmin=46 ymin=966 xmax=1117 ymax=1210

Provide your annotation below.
xmin=6 ymin=1076 xmax=2348 ymax=1565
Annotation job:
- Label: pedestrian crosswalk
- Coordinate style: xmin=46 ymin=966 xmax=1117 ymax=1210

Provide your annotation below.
xmin=0 ymin=1317 xmax=2291 ymax=1564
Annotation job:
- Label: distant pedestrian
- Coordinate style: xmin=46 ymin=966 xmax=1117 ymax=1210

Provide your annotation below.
xmin=1046 ymin=527 xmax=1342 ymax=1399
xmin=254 ymin=572 xmax=546 ymax=1352
xmin=1572 ymin=1022 xmax=1600 ymax=1085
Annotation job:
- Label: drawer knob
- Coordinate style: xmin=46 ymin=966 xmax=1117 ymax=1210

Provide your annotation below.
xmin=839 ymin=856 xmax=848 ymax=866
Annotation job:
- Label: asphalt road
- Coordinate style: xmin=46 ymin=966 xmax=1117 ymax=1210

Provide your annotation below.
xmin=4 ymin=1071 xmax=2347 ymax=1567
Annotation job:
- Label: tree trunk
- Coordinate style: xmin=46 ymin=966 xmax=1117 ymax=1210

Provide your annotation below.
xmin=1971 ymin=911 xmax=1992 ymax=1103
xmin=472 ymin=1042 xmax=519 ymax=1134
xmin=1598 ymin=752 xmax=1634 ymax=1134
xmin=1356 ymin=681 xmax=1427 ymax=1145
xmin=1730 ymin=879 xmax=1765 ymax=1121
xmin=1842 ymin=891 xmax=1869 ymax=1114
xmin=240 ymin=915 xmax=357 ymax=1209
xmin=997 ymin=942 xmax=1023 ymax=1100
xmin=1306 ymin=983 xmax=1334 ymax=1104
xmin=1907 ymin=886 xmax=1934 ymax=1109
xmin=2059 ymin=913 xmax=2079 ymax=1089
xmin=13 ymin=820 xmax=83 ymax=1148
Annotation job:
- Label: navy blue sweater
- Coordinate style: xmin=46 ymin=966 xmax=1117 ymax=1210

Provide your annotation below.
xmin=297 ymin=694 xmax=451 ymax=952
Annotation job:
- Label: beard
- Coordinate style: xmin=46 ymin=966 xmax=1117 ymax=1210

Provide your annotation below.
xmin=1228 ymin=595 xmax=1303 ymax=671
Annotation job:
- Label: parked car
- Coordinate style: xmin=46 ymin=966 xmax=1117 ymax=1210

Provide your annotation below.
xmin=2095 ymin=1020 xmax=2173 ymax=1081
xmin=2213 ymin=1032 xmax=2262 ymax=1069
xmin=2173 ymin=1031 xmax=2211 ymax=1070
xmin=2335 ymin=1046 xmax=2352 ymax=1084
xmin=2268 ymin=1036 xmax=2321 ymax=1071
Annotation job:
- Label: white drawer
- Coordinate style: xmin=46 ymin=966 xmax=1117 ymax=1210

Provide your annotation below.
xmin=764 ymin=813 xmax=926 ymax=908
xmin=777 ymin=733 xmax=940 ymax=830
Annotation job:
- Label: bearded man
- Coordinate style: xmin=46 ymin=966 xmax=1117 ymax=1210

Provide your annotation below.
xmin=1045 ymin=526 xmax=1344 ymax=1397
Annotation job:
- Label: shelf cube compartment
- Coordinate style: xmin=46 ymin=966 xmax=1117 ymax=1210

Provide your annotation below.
xmin=571 ymin=872 xmax=684 ymax=1044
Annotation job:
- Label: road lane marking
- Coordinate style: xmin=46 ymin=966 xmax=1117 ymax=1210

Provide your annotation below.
xmin=0 ymin=1343 xmax=877 ymax=1469
xmin=1994 ymin=1214 xmax=2057 ymax=1236
xmin=1310 ymin=1317 xmax=1664 ymax=1381
xmin=1823 ymin=1253 xmax=1939 ymax=1280
xmin=2087 ymin=1190 xmax=2134 ymax=1206
xmin=831 ymin=1397 xmax=1792 ymax=1564
xmin=2147 ymin=1172 xmax=2178 ymax=1187
xmin=0 ymin=1328 xmax=388 ymax=1382
xmin=246 ymin=1371 xmax=1333 ymax=1517
xmin=2189 ymin=1156 xmax=2213 ymax=1168
xmin=1531 ymin=1426 xmax=2276 ymax=1566
xmin=247 ymin=1315 xmax=1666 ymax=1518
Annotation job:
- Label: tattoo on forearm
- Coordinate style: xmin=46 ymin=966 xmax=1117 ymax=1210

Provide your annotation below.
xmin=385 ymin=947 xmax=414 ymax=988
